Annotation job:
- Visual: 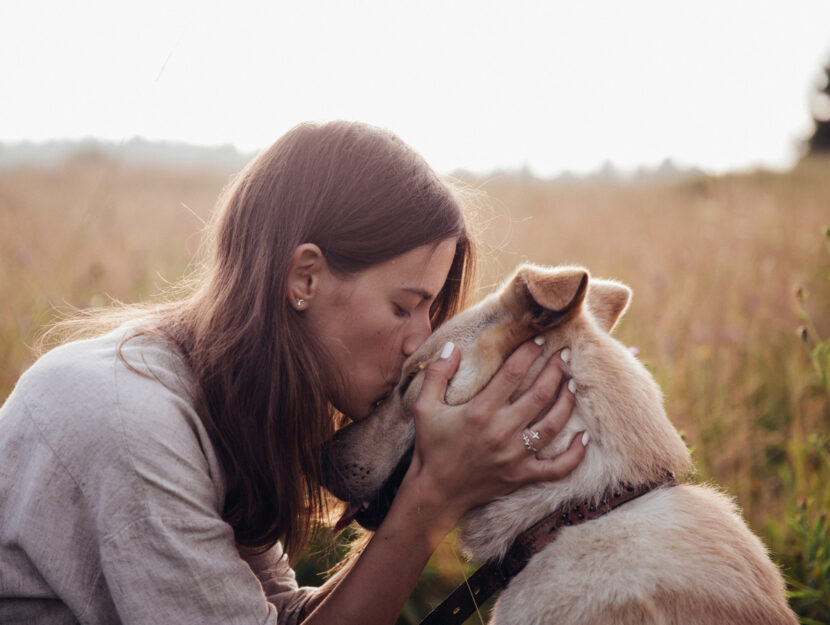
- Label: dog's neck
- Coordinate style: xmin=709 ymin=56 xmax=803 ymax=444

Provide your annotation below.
xmin=460 ymin=334 xmax=693 ymax=562
xmin=421 ymin=471 xmax=678 ymax=625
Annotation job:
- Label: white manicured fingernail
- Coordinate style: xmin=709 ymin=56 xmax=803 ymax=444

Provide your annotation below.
xmin=534 ymin=335 xmax=545 ymax=346
xmin=582 ymin=431 xmax=590 ymax=446
xmin=568 ymin=379 xmax=577 ymax=394
xmin=440 ymin=341 xmax=455 ymax=359
xmin=560 ymin=347 xmax=570 ymax=363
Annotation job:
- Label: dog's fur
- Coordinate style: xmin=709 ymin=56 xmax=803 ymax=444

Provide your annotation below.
xmin=324 ymin=264 xmax=798 ymax=624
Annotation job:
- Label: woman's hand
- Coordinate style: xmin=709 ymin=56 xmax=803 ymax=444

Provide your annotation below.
xmin=402 ymin=337 xmax=587 ymax=532
xmin=303 ymin=337 xmax=585 ymax=625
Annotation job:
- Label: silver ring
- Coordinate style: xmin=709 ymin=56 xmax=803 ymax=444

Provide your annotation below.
xmin=522 ymin=429 xmax=541 ymax=452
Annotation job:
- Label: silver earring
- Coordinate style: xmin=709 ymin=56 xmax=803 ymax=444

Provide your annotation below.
xmin=296 ymin=298 xmax=305 ymax=308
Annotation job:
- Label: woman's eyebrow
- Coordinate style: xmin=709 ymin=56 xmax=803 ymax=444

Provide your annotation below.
xmin=400 ymin=287 xmax=433 ymax=300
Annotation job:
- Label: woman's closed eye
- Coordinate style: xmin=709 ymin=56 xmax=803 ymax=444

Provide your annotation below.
xmin=393 ymin=303 xmax=411 ymax=318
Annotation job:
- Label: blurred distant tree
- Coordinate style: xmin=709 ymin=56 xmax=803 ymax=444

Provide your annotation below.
xmin=807 ymin=60 xmax=830 ymax=154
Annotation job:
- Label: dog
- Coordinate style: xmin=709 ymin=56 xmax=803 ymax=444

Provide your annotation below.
xmin=324 ymin=264 xmax=798 ymax=624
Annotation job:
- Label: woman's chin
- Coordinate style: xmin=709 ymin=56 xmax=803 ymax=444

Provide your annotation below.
xmin=335 ymin=389 xmax=391 ymax=422
xmin=336 ymin=402 xmax=371 ymax=422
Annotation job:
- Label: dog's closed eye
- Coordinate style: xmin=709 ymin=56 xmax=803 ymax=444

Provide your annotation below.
xmin=398 ymin=363 xmax=425 ymax=397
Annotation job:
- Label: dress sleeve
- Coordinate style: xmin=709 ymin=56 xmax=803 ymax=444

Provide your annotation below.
xmin=46 ymin=333 xmax=317 ymax=625
xmin=99 ymin=517 xmax=314 ymax=625
xmin=241 ymin=545 xmax=316 ymax=624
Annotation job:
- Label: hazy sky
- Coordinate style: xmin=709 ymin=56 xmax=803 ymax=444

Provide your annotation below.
xmin=3 ymin=1 xmax=830 ymax=175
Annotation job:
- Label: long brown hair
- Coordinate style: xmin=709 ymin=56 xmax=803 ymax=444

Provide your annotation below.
xmin=45 ymin=121 xmax=476 ymax=559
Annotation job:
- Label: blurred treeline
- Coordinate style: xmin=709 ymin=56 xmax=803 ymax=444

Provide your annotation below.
xmin=1 ymin=152 xmax=828 ymax=623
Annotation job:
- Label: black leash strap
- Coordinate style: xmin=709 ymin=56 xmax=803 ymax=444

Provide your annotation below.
xmin=418 ymin=560 xmax=509 ymax=625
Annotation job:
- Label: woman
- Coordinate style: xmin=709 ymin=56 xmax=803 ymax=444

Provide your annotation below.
xmin=0 ymin=121 xmax=587 ymax=624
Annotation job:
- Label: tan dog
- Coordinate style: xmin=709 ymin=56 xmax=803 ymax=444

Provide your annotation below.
xmin=324 ymin=264 xmax=797 ymax=624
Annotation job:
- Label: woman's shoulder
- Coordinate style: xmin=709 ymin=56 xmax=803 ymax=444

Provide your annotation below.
xmin=1 ymin=324 xmax=226 ymax=526
xmin=10 ymin=323 xmax=194 ymax=419
xmin=3 ymin=324 xmax=211 ymax=473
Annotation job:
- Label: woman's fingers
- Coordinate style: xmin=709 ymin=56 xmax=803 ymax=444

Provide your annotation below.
xmin=510 ymin=349 xmax=569 ymax=430
xmin=413 ymin=341 xmax=460 ymax=410
xmin=409 ymin=338 xmax=586 ymax=514
xmin=526 ymin=431 xmax=588 ymax=481
xmin=510 ymin=348 xmax=584 ymax=484
xmin=519 ymin=358 xmax=576 ymax=449
xmin=471 ymin=337 xmax=546 ymax=410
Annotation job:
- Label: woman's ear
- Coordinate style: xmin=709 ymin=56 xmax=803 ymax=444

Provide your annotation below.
xmin=286 ymin=243 xmax=327 ymax=311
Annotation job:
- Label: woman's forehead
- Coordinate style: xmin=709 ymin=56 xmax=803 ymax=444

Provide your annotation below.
xmin=371 ymin=239 xmax=457 ymax=292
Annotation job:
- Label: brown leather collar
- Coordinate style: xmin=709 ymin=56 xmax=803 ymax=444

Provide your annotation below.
xmin=419 ymin=472 xmax=678 ymax=625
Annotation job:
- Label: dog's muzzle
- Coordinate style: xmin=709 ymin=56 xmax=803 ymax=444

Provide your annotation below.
xmin=349 ymin=446 xmax=414 ymax=531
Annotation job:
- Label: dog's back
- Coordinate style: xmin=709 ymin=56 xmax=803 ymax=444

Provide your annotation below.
xmin=486 ymin=485 xmax=794 ymax=624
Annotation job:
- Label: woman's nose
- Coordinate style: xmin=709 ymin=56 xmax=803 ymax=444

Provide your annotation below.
xmin=402 ymin=312 xmax=432 ymax=356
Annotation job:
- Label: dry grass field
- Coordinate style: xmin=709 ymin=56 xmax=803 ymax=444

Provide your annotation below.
xmin=2 ymin=153 xmax=829 ymax=622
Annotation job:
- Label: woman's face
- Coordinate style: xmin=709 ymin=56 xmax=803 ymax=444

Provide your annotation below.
xmin=305 ymin=239 xmax=457 ymax=420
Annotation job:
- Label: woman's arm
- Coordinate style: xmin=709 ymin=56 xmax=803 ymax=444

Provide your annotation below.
xmin=300 ymin=476 xmax=461 ymax=624
xmin=302 ymin=339 xmax=586 ymax=624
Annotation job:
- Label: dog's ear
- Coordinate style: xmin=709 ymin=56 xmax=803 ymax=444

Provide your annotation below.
xmin=504 ymin=265 xmax=589 ymax=331
xmin=587 ymin=279 xmax=632 ymax=333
